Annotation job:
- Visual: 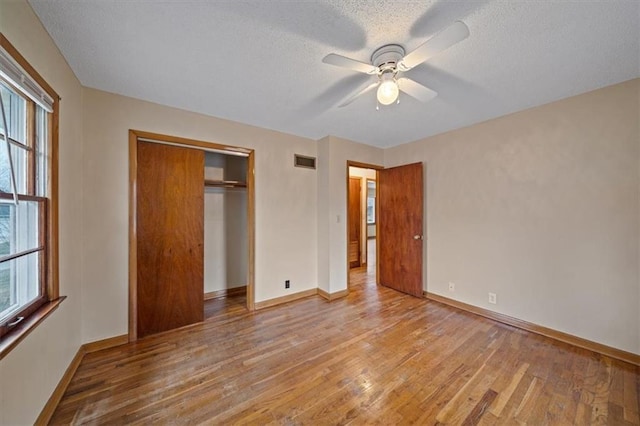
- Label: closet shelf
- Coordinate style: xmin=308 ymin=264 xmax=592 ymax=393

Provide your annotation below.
xmin=204 ymin=179 xmax=247 ymax=188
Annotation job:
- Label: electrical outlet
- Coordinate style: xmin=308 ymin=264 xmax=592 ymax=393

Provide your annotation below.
xmin=285 ymin=280 xmax=290 ymax=289
xmin=488 ymin=292 xmax=497 ymax=304
xmin=448 ymin=282 xmax=455 ymax=292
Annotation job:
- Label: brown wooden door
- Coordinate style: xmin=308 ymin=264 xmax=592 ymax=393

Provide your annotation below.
xmin=378 ymin=162 xmax=423 ymax=297
xmin=348 ymin=177 xmax=361 ymax=268
xmin=136 ymin=141 xmax=205 ymax=338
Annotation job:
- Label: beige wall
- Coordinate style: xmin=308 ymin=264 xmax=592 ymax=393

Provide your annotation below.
xmin=320 ymin=137 xmax=383 ymax=294
xmin=0 ymin=1 xmax=85 ymax=424
xmin=316 ymin=136 xmax=331 ymax=294
xmin=385 ymin=79 xmax=640 ymax=354
xmin=81 ymin=88 xmax=319 ymax=342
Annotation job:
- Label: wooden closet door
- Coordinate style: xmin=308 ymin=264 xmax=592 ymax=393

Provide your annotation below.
xmin=136 ymin=141 xmax=204 ymax=338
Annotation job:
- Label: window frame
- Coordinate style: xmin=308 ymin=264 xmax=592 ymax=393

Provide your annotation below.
xmin=0 ymin=33 xmax=62 ymax=360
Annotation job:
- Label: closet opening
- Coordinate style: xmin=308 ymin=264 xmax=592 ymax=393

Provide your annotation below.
xmin=203 ymin=152 xmax=249 ymax=320
xmin=129 ymin=130 xmax=255 ymax=341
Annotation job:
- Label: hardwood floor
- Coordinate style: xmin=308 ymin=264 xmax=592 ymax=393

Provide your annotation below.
xmin=204 ymin=292 xmax=247 ymax=320
xmin=51 ymin=263 xmax=639 ymax=424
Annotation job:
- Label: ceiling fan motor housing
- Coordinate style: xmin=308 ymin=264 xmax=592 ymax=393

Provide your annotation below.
xmin=371 ymin=44 xmax=406 ymax=72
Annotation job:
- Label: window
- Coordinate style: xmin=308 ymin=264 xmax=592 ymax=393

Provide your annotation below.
xmin=0 ymin=34 xmax=59 ymax=354
xmin=366 ymin=179 xmax=376 ymax=224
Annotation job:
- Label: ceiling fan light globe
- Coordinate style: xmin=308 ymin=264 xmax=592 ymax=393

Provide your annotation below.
xmin=377 ymin=80 xmax=399 ymax=105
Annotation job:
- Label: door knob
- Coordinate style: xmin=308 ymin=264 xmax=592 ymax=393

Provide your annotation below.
xmin=413 ymin=235 xmax=423 ymax=240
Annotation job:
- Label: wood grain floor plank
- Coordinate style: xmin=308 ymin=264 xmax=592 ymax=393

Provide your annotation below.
xmin=624 ymin=365 xmax=640 ymax=422
xmin=462 ymin=389 xmax=498 ymax=426
xmin=489 ymin=362 xmax=529 ymax=417
xmin=513 ymin=376 xmax=544 ymax=423
xmin=591 ymin=356 xmax=614 ymax=424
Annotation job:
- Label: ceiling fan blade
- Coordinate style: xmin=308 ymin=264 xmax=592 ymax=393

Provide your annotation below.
xmin=398 ymin=78 xmax=438 ymax=103
xmin=337 ymin=81 xmax=378 ymax=107
xmin=397 ymin=21 xmax=469 ymax=71
xmin=323 ymin=53 xmax=378 ymax=75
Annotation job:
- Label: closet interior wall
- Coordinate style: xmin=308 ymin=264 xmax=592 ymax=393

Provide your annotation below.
xmin=204 ymin=152 xmax=248 ymax=295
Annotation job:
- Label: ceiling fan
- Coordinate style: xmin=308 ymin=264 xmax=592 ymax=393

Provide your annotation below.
xmin=322 ymin=21 xmax=469 ymax=108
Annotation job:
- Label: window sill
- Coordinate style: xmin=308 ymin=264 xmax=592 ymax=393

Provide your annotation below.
xmin=0 ymin=296 xmax=66 ymax=360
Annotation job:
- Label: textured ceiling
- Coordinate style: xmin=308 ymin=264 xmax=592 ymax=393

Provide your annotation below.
xmin=29 ymin=0 xmax=640 ymax=148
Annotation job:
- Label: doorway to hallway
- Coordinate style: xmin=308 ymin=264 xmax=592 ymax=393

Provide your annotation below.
xmin=349 ymin=238 xmax=376 ymax=288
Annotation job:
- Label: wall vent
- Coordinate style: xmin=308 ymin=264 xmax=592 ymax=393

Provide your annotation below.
xmin=294 ymin=154 xmax=316 ymax=170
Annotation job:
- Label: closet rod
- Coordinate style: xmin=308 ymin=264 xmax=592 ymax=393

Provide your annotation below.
xmin=204 ymin=179 xmax=247 ymax=188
